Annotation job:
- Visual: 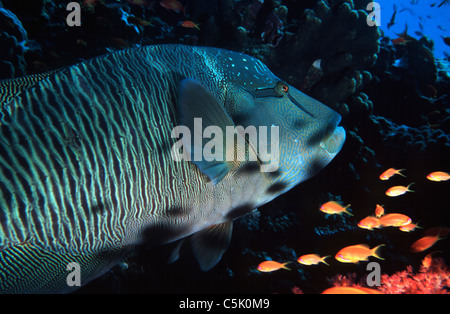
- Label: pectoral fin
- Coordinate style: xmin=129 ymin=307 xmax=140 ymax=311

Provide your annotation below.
xmin=190 ymin=221 xmax=233 ymax=271
xmin=167 ymin=238 xmax=186 ymax=264
xmin=178 ymin=79 xmax=243 ymax=185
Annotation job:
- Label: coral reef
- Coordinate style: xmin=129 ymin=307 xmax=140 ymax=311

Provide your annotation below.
xmin=328 ymin=257 xmax=450 ymax=294
xmin=0 ymin=5 xmax=29 ymax=79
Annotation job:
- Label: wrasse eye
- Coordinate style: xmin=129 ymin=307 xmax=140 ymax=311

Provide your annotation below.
xmin=275 ymin=81 xmax=289 ymax=96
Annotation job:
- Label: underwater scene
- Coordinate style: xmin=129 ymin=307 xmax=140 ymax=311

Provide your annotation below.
xmin=0 ymin=0 xmax=449 ymax=296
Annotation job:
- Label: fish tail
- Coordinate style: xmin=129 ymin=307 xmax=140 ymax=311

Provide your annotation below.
xmin=282 ymin=262 xmax=293 ymax=271
xmin=321 ymin=256 xmax=331 ymax=266
xmin=344 ymin=204 xmax=353 ymax=216
xmin=397 ymin=169 xmax=406 ymax=177
xmin=372 ymin=244 xmax=386 ymax=260
xmin=407 ymin=182 xmax=415 ymax=192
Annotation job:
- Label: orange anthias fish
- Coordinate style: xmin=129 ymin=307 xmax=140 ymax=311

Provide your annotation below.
xmin=410 ymin=234 xmax=445 ymax=253
xmin=426 ymin=171 xmax=450 ymax=182
xmin=378 ymin=213 xmax=412 ymax=227
xmin=358 ymin=216 xmax=380 ymax=230
xmin=422 ymin=251 xmax=442 ymax=268
xmin=83 ymin=0 xmax=104 ymax=11
xmin=257 ymin=261 xmax=291 ymax=272
xmin=83 ymin=0 xmax=101 ymax=7
xmin=424 ymin=227 xmax=450 ymax=237
xmin=180 ymin=21 xmax=200 ymax=30
xmin=321 ymin=287 xmax=383 ymax=294
xmin=379 ymin=168 xmax=406 ymax=180
xmin=127 ymin=16 xmax=152 ymax=26
xmin=297 ymin=254 xmax=330 ymax=266
xmin=160 ymin=0 xmax=185 ymax=14
xmin=399 ymin=222 xmax=421 ymax=232
xmin=335 ymin=244 xmax=385 ymax=263
xmin=392 ymin=37 xmax=407 ymax=45
xmin=127 ymin=0 xmax=149 ymax=6
xmin=385 ymin=183 xmax=414 ymax=197
xmin=319 ymin=201 xmax=353 ymax=216
xmin=375 ymin=204 xmax=385 ymax=218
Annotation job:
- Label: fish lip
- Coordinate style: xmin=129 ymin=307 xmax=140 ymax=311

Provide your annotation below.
xmin=319 ymin=117 xmax=346 ymax=157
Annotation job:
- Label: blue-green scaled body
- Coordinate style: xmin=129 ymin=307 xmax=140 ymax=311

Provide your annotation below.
xmin=0 ymin=45 xmax=345 ymax=293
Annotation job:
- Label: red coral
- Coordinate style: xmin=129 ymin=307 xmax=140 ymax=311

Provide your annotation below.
xmin=327 ymin=258 xmax=450 ymax=294
xmin=378 ymin=258 xmax=450 ymax=294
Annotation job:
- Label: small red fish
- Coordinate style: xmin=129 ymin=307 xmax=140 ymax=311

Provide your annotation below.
xmin=160 ymin=0 xmax=185 ymax=14
xmin=297 ymin=254 xmax=330 ymax=266
xmin=83 ymin=0 xmax=103 ymax=12
xmin=322 ymin=287 xmax=383 ymax=294
xmin=410 ymin=234 xmax=444 ymax=253
xmin=358 ymin=216 xmax=380 ymax=230
xmin=335 ymin=244 xmax=385 ymax=263
xmin=375 ymin=204 xmax=385 ymax=218
xmin=399 ymin=222 xmax=421 ymax=232
xmin=424 ymin=227 xmax=450 ymax=237
xmin=127 ymin=16 xmax=152 ymax=26
xmin=127 ymin=0 xmax=149 ymax=6
xmin=180 ymin=21 xmax=200 ymax=30
xmin=109 ymin=37 xmax=129 ymax=49
xmin=379 ymin=168 xmax=406 ymax=180
xmin=422 ymin=251 xmax=442 ymax=268
xmin=425 ymin=85 xmax=438 ymax=98
xmin=76 ymin=39 xmax=88 ymax=47
xmin=385 ymin=183 xmax=414 ymax=197
xmin=319 ymin=201 xmax=352 ymax=216
xmin=379 ymin=213 xmax=412 ymax=227
xmin=256 ymin=261 xmax=291 ymax=272
xmin=392 ymin=37 xmax=406 ymax=45
xmin=426 ymin=171 xmax=450 ymax=182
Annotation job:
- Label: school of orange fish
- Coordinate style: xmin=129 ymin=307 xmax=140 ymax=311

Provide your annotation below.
xmin=256 ymin=169 xmax=450 ymax=294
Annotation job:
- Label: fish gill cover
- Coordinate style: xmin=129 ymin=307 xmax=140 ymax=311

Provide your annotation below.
xmin=0 ymin=0 xmax=448 ymax=295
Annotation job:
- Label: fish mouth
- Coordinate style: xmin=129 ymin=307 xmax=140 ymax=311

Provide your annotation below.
xmin=320 ymin=115 xmax=346 ymax=157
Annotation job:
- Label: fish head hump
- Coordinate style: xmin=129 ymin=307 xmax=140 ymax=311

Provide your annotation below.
xmin=206 ymin=48 xmax=346 ymax=196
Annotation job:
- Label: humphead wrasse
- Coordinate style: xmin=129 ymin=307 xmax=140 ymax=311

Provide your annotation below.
xmin=0 ymin=45 xmax=345 ymax=293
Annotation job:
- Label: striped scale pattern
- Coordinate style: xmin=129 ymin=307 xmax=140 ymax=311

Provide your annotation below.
xmin=0 ymin=45 xmax=241 ymax=293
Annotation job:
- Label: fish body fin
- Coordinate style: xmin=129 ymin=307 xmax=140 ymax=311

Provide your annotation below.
xmin=372 ymin=244 xmax=386 ymax=260
xmin=167 ymin=238 xmax=186 ymax=264
xmin=179 ymin=79 xmax=253 ymax=185
xmin=190 ymin=221 xmax=233 ymax=271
